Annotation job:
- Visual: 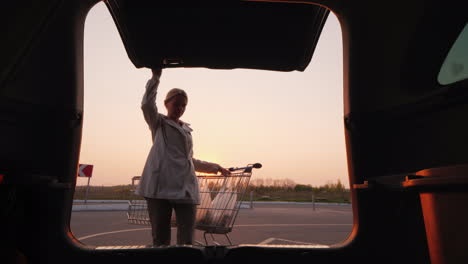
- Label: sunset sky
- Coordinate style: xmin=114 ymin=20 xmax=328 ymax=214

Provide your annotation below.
xmin=78 ymin=3 xmax=347 ymax=187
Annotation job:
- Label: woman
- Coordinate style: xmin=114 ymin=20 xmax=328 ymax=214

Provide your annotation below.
xmin=135 ymin=68 xmax=230 ymax=246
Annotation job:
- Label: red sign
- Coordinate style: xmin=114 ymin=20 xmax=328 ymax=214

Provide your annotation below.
xmin=78 ymin=164 xmax=94 ymax=177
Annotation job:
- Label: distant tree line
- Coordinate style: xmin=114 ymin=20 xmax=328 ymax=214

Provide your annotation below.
xmin=249 ymin=178 xmax=348 ymax=193
xmin=247 ymin=178 xmax=350 ymax=203
xmin=74 ymin=178 xmax=351 ymax=203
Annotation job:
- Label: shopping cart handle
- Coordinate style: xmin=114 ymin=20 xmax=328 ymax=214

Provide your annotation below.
xmin=228 ymin=163 xmax=262 ymax=172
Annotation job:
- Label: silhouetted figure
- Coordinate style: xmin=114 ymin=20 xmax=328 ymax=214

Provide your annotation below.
xmin=136 ymin=68 xmax=230 ymax=246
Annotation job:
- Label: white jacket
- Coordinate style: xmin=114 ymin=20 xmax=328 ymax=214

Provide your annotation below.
xmin=135 ymin=76 xmax=220 ymax=204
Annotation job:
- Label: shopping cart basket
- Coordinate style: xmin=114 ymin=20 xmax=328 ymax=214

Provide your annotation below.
xmin=127 ymin=163 xmax=262 ymax=245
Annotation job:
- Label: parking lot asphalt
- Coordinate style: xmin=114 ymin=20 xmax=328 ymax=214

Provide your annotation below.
xmin=71 ymin=203 xmax=353 ymax=247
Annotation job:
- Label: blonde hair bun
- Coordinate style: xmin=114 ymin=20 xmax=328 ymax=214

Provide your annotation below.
xmin=165 ymin=88 xmax=188 ymax=103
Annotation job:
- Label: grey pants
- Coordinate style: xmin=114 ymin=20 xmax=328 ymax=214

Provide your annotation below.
xmin=145 ymin=198 xmax=197 ymax=246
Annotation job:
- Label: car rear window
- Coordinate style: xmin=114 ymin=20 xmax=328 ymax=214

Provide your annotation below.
xmin=438 ymin=23 xmax=468 ymax=85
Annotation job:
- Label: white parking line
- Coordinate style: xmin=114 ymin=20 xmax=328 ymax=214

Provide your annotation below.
xmin=264 ymin=238 xmax=329 ymax=247
xmin=258 ymin=237 xmax=276 ymax=244
xmin=236 ymin=224 xmax=351 ymax=227
xmin=77 ymin=228 xmax=152 ymax=240
xmin=77 ymin=223 xmax=352 ymax=240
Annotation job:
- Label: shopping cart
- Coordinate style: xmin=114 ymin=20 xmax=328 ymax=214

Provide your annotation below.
xmin=127 ymin=163 xmax=262 ymax=245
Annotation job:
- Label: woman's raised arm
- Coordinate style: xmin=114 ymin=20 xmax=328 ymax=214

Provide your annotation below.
xmin=141 ymin=69 xmax=163 ymax=138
